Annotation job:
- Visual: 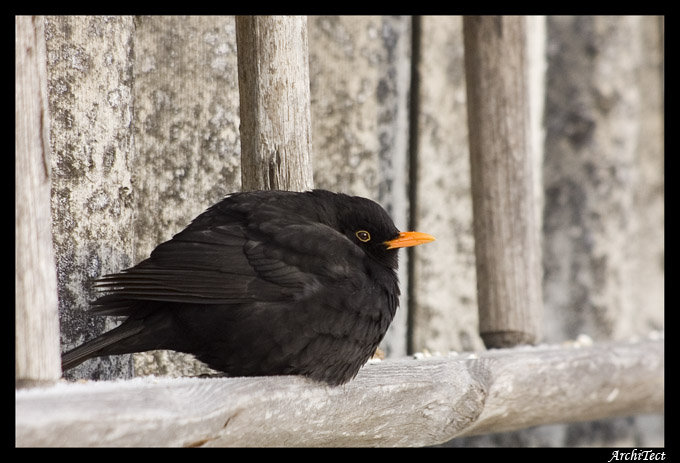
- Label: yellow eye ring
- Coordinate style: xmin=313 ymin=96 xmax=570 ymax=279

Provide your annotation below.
xmin=355 ymin=230 xmax=371 ymax=242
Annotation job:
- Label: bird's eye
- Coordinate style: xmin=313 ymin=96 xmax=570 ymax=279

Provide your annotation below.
xmin=355 ymin=230 xmax=371 ymax=242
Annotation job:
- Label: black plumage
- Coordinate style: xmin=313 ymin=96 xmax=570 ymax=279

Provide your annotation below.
xmin=61 ymin=189 xmax=434 ymax=386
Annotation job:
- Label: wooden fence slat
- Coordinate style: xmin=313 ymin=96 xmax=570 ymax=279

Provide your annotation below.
xmin=15 ymin=15 xmax=61 ymax=387
xmin=235 ymin=15 xmax=314 ymax=192
xmin=463 ymin=16 xmax=543 ymax=348
xmin=16 ymin=338 xmax=663 ymax=447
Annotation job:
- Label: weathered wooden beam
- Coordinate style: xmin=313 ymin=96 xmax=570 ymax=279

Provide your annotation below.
xmin=235 ymin=15 xmax=314 ymax=192
xmin=16 ymin=338 xmax=663 ymax=447
xmin=15 ymin=15 xmax=62 ymax=388
xmin=463 ymin=16 xmax=543 ymax=348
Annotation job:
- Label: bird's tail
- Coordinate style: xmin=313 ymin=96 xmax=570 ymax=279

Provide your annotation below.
xmin=61 ymin=320 xmax=145 ymax=371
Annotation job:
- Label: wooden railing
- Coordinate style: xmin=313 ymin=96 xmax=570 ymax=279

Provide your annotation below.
xmin=16 ymin=337 xmax=663 ymax=447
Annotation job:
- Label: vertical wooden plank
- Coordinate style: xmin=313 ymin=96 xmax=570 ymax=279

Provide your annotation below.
xmin=236 ymin=16 xmax=314 ymax=192
xmin=308 ymin=16 xmax=412 ymax=356
xmin=542 ymin=15 xmax=664 ymax=342
xmin=526 ymin=16 xmax=547 ymax=237
xmin=463 ymin=16 xmax=542 ymax=348
xmin=131 ymin=16 xmax=242 ymax=376
xmin=15 ymin=15 xmax=62 ymax=387
xmin=46 ymin=16 xmax=137 ymax=380
xmin=632 ymin=16 xmax=665 ymax=335
xmin=409 ymin=16 xmax=483 ymax=355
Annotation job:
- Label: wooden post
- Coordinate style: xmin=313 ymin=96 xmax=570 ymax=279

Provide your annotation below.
xmin=15 ymin=16 xmax=62 ymax=387
xmin=463 ymin=16 xmax=542 ymax=348
xmin=235 ymin=16 xmax=314 ymax=192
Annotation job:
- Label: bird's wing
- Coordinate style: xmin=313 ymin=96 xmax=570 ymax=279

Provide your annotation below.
xmin=92 ymin=204 xmax=365 ymax=314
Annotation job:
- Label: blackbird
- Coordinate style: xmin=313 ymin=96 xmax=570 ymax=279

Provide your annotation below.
xmin=61 ymin=189 xmax=435 ymax=386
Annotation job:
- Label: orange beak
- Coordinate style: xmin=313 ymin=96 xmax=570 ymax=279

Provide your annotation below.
xmin=385 ymin=231 xmax=436 ymax=250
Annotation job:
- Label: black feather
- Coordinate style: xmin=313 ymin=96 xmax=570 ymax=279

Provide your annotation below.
xmin=61 ymin=190 xmax=429 ymax=386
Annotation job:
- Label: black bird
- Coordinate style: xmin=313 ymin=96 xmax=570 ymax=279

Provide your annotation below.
xmin=61 ymin=189 xmax=435 ymax=386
